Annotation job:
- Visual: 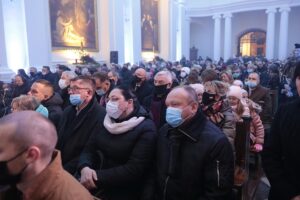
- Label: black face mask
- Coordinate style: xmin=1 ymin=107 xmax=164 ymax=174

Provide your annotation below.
xmin=154 ymin=84 xmax=169 ymax=97
xmin=0 ymin=149 xmax=28 ymax=186
xmin=132 ymin=76 xmax=142 ymax=84
xmin=29 ymin=72 xmax=35 ymax=76
xmin=202 ymin=92 xmax=216 ymax=106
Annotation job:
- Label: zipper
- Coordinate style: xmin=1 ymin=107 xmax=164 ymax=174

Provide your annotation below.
xmin=163 ymin=176 xmax=170 ymax=200
xmin=216 ymin=160 xmax=220 ymax=187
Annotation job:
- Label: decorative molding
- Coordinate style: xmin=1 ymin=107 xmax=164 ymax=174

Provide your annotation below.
xmin=279 ymin=6 xmax=291 ymax=12
xmin=212 ymin=14 xmax=222 ymax=20
xmin=265 ymin=7 xmax=277 ymax=14
xmin=186 ymin=0 xmax=300 ymax=17
xmin=223 ymin=13 xmax=233 ymax=18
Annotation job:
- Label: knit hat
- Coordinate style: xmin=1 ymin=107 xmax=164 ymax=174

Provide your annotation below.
xmin=181 ymin=67 xmax=191 ymax=75
xmin=227 ymin=85 xmax=243 ymax=100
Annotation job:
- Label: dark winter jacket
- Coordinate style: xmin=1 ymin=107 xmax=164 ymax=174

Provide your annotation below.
xmin=262 ymin=98 xmax=300 ymax=200
xmin=42 ymin=92 xmax=63 ymax=128
xmin=149 ymin=109 xmax=234 ymax=200
xmin=57 ymin=97 xmax=106 ymax=175
xmin=78 ymin=105 xmax=156 ymax=200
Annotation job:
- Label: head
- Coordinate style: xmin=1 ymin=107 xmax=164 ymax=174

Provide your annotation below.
xmin=29 ymin=67 xmax=37 ymax=76
xmin=165 ymin=86 xmax=199 ymax=127
xmin=220 ymin=71 xmax=233 ymax=84
xmin=200 ymin=69 xmax=218 ymax=83
xmin=202 ymin=81 xmax=229 ymax=105
xmin=233 ymin=80 xmax=244 ymax=88
xmin=93 ymin=72 xmax=111 ymax=96
xmin=28 ymin=80 xmax=54 ymax=102
xmin=108 ymin=70 xmax=119 ymax=84
xmin=14 ymin=75 xmax=25 ymax=87
xmin=247 ymin=73 xmax=260 ymax=89
xmin=59 ymin=71 xmax=77 ymax=89
xmin=134 ymin=68 xmax=147 ymax=83
xmin=106 ymin=86 xmax=136 ymax=120
xmin=153 ymin=71 xmax=173 ymax=96
xmin=68 ymin=76 xmax=95 ymax=108
xmin=293 ymin=61 xmax=300 ymax=96
xmin=11 ymin=95 xmax=40 ymax=113
xmin=190 ymin=83 xmax=204 ymax=103
xmin=227 ymin=85 xmax=243 ymax=107
xmin=42 ymin=66 xmax=50 ymax=75
xmin=56 ymin=65 xmax=70 ymax=77
xmin=0 ymin=111 xmax=57 ymax=186
xmin=180 ymin=67 xmax=190 ymax=79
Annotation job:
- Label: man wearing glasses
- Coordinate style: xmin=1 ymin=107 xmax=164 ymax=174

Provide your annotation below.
xmin=57 ymin=75 xmax=106 ymax=175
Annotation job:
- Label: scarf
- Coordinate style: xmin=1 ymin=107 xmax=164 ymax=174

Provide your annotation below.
xmin=103 ymin=114 xmax=145 ymax=134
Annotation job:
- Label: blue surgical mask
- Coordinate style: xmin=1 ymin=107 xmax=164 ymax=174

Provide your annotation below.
xmin=247 ymin=69 xmax=254 ymax=73
xmin=166 ymin=107 xmax=183 ymax=128
xmin=232 ymin=72 xmax=240 ymax=78
xmin=246 ymin=81 xmax=257 ymax=88
xmin=35 ymin=104 xmax=49 ymax=118
xmin=96 ymin=89 xmax=105 ymax=96
xmin=69 ymin=94 xmax=83 ymax=106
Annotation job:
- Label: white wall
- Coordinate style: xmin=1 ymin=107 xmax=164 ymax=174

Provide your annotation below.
xmin=190 ymin=17 xmax=214 ymax=59
xmin=288 ymin=6 xmax=300 ymax=56
xmin=0 ymin=0 xmax=7 ymax=68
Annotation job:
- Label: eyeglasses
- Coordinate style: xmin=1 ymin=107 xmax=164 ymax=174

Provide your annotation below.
xmin=68 ymin=87 xmax=89 ymax=93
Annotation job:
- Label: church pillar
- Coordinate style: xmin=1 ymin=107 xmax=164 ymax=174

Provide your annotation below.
xmin=213 ymin=14 xmax=221 ymax=61
xmin=265 ymin=8 xmax=277 ymax=60
xmin=278 ymin=6 xmax=290 ymax=60
xmin=223 ymin=13 xmax=232 ymax=61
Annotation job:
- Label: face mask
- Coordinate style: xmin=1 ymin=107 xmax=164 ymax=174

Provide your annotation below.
xmin=202 ymin=92 xmax=216 ymax=105
xmin=0 ymin=149 xmax=28 ymax=186
xmin=180 ymin=71 xmax=187 ymax=78
xmin=96 ymin=89 xmax=105 ymax=96
xmin=246 ymin=81 xmax=257 ymax=88
xmin=166 ymin=107 xmax=183 ymax=128
xmin=154 ymin=84 xmax=168 ymax=96
xmin=233 ymin=73 xmax=240 ymax=78
xmin=231 ymin=105 xmax=237 ymax=110
xmin=58 ymin=79 xmax=68 ymax=89
xmin=69 ymin=94 xmax=83 ymax=106
xmin=247 ymin=69 xmax=254 ymax=73
xmin=29 ymin=72 xmax=35 ymax=76
xmin=133 ymin=76 xmax=142 ymax=84
xmin=35 ymin=104 xmax=49 ymax=118
xmin=106 ymin=101 xmax=123 ymax=119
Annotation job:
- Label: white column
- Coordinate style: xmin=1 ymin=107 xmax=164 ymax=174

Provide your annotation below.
xmin=0 ymin=0 xmax=7 ymax=68
xmin=223 ymin=13 xmax=232 ymax=61
xmin=169 ymin=0 xmax=178 ymax=61
xmin=265 ymin=8 xmax=277 ymax=60
xmin=177 ymin=0 xmax=190 ymax=60
xmin=213 ymin=14 xmax=222 ymax=61
xmin=183 ymin=17 xmax=191 ymax=60
xmin=131 ymin=0 xmax=142 ymax=64
xmin=278 ymin=6 xmax=291 ymax=60
xmin=109 ymin=0 xmax=125 ymax=64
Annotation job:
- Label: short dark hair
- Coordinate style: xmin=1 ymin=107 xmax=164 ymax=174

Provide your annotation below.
xmin=113 ymin=85 xmax=136 ymax=101
xmin=70 ymin=75 xmax=96 ymax=91
xmin=201 ymin=69 xmax=218 ymax=83
xmin=93 ymin=72 xmax=109 ymax=82
xmin=42 ymin=66 xmax=50 ymax=71
xmin=34 ymin=79 xmax=54 ymax=94
xmin=293 ymin=62 xmax=300 ymax=81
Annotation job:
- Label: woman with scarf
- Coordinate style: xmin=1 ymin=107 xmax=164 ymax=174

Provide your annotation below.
xmin=78 ymin=86 xmax=156 ymax=200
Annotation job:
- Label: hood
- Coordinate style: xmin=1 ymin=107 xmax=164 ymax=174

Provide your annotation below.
xmin=42 ymin=92 xmax=63 ymax=107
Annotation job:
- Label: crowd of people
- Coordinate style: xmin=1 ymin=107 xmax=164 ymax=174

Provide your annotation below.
xmin=0 ymin=54 xmax=300 ymax=200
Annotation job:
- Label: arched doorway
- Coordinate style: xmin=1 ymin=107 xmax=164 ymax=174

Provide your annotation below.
xmin=238 ymin=29 xmax=266 ymax=57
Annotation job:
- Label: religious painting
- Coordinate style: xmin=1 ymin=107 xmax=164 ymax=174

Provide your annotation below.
xmin=49 ymin=0 xmax=98 ymax=51
xmin=141 ymin=0 xmax=159 ymax=52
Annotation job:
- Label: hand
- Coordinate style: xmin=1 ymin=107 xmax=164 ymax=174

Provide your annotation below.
xmin=291 ymin=195 xmax=300 ymax=200
xmin=252 ymin=144 xmax=263 ymax=152
xmin=80 ymin=167 xmax=98 ymax=190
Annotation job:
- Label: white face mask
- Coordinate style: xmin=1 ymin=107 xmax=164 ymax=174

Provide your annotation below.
xmin=180 ymin=71 xmax=187 ymax=78
xmin=106 ymin=101 xmax=123 ymax=119
xmin=58 ymin=79 xmax=68 ymax=89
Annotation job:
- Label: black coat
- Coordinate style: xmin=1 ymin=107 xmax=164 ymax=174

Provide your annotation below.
xmin=12 ymin=83 xmax=30 ymax=98
xmin=42 ymin=92 xmax=63 ymax=129
xmin=262 ymin=98 xmax=300 ymax=200
xmin=132 ymin=81 xmax=153 ymax=107
xmin=59 ymin=87 xmax=71 ymax=110
xmin=151 ymin=110 xmax=234 ymax=200
xmin=57 ymin=97 xmax=106 ymax=175
xmin=78 ymin=106 xmax=156 ymax=200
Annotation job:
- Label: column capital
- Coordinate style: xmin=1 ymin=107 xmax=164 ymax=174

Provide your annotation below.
xmin=279 ymin=6 xmax=291 ymax=13
xmin=174 ymin=0 xmax=186 ymax=6
xmin=212 ymin=14 xmax=222 ymax=20
xmin=266 ymin=7 xmax=277 ymax=14
xmin=223 ymin=13 xmax=232 ymax=18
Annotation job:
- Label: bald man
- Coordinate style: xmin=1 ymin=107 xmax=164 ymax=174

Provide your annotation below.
xmin=148 ymin=86 xmax=234 ymax=200
xmin=131 ymin=68 xmax=153 ymax=106
xmin=0 ymin=111 xmax=93 ymax=200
